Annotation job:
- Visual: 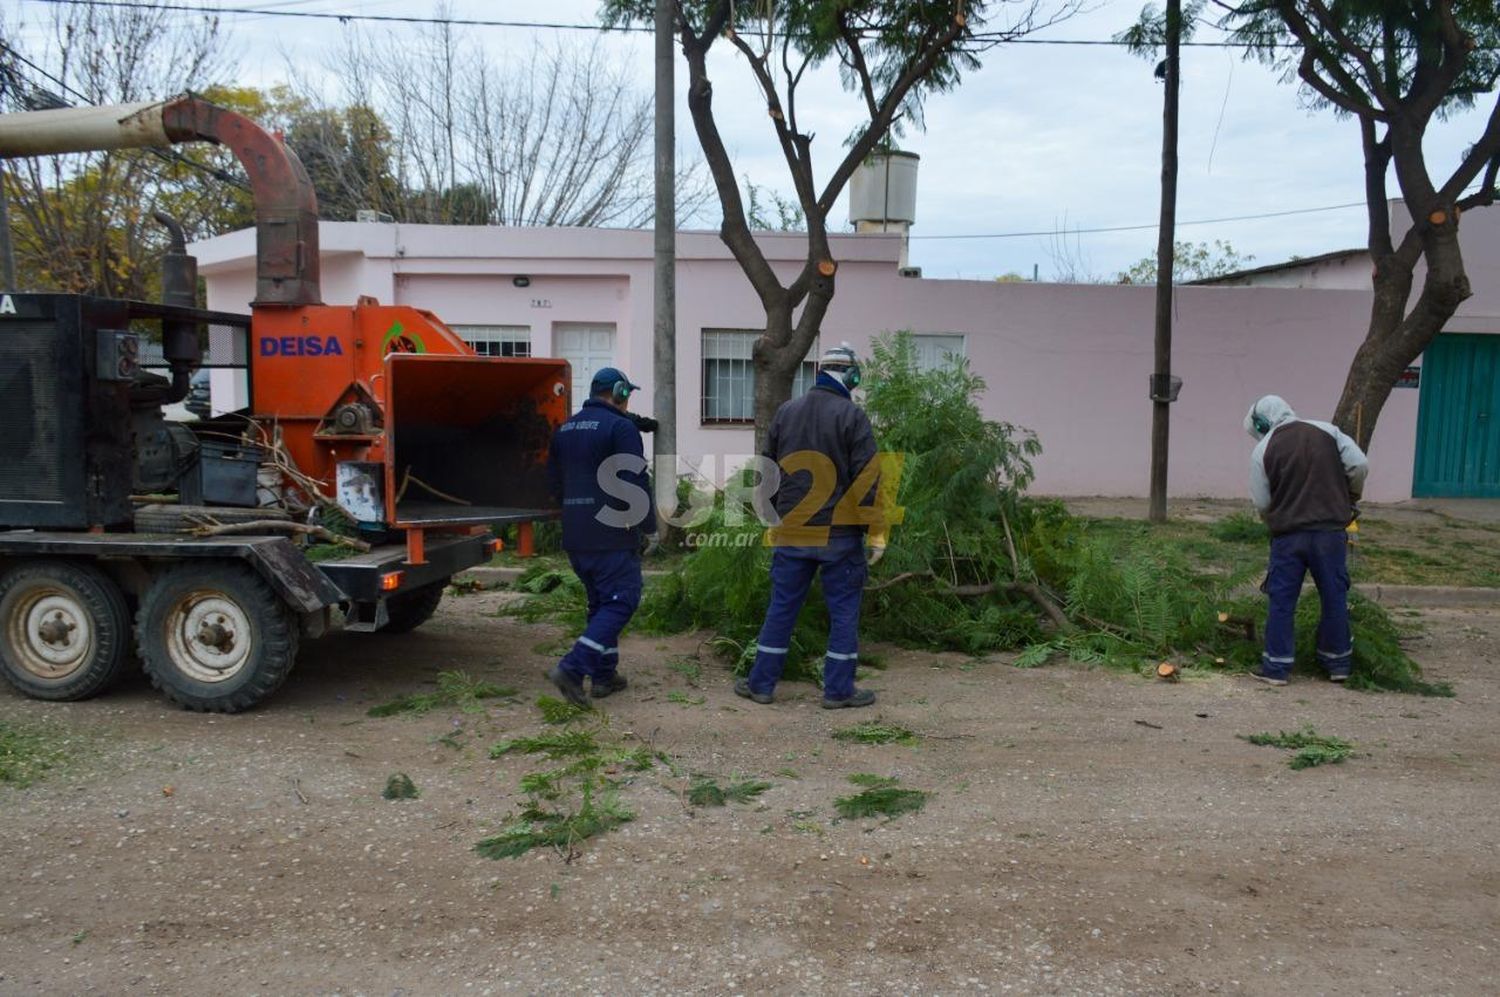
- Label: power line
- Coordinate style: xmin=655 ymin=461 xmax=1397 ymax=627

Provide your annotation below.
xmin=20 ymin=0 xmax=1256 ymax=45
xmin=907 ymin=201 xmax=1370 ymax=240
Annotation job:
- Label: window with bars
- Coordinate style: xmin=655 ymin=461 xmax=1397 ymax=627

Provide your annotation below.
xmin=701 ymin=330 xmax=818 ymax=424
xmin=911 ymin=333 xmax=966 ymax=372
xmin=450 ymin=325 xmax=532 ymax=357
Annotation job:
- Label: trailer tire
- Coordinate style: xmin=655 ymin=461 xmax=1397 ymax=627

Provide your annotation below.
xmin=380 ymin=580 xmax=448 ymax=634
xmin=133 ymin=504 xmax=291 ymax=534
xmin=0 ymin=561 xmax=131 ymax=701
xmin=137 ymin=562 xmax=299 ymax=713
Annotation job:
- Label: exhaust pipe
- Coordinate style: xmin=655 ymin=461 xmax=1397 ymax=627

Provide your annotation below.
xmin=154 ymin=211 xmax=198 ymax=404
xmin=0 ymin=96 xmax=322 ymax=307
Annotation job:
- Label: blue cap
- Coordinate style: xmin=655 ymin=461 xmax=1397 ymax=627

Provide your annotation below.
xmin=590 ymin=367 xmax=640 ymax=395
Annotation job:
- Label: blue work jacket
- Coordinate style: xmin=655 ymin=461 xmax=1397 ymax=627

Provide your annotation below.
xmin=547 ymin=398 xmax=657 ymax=552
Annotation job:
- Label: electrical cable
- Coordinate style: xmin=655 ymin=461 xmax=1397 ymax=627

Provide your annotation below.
xmin=907 ymin=201 xmax=1370 ymax=240
xmin=10 ymin=0 xmax=1314 ymax=47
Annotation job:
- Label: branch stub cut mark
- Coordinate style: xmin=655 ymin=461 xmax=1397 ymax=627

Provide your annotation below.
xmin=817 ymin=260 xmax=838 ymax=277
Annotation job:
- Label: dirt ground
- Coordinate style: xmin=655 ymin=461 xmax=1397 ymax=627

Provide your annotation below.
xmin=1 ymin=590 xmax=1497 ymax=996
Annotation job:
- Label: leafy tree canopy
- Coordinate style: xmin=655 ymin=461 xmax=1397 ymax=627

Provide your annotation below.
xmin=1117 ymin=239 xmax=1254 ymax=284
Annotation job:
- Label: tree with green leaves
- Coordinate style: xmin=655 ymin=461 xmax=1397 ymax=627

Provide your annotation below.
xmin=603 ymin=0 xmax=1077 ymax=444
xmin=1118 ymin=239 xmax=1254 ymax=284
xmin=1219 ymin=1 xmax=1500 ymax=450
xmin=0 ymin=3 xmax=230 ymax=298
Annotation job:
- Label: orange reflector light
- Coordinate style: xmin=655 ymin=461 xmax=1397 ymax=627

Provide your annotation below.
xmin=379 ymin=571 xmax=404 ymax=592
xmin=488 ymin=538 xmax=504 ymax=554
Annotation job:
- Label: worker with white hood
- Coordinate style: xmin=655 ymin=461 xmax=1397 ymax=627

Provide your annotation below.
xmin=1244 ymin=395 xmax=1368 ymax=686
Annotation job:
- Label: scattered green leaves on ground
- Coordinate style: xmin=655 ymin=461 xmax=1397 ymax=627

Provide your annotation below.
xmin=667 ymin=658 xmax=703 ymax=685
xmin=1242 ymin=727 xmax=1355 ymax=770
xmin=490 ymin=729 xmax=599 ymax=760
xmin=367 ymin=670 xmax=518 ymax=717
xmin=846 ymin=773 xmax=900 ymax=788
xmin=687 ymin=776 xmax=772 ymax=807
xmin=0 ymin=719 xmax=74 ymax=788
xmin=478 ymin=701 xmax=653 ymax=860
xmin=382 ymin=772 xmax=420 ymax=799
xmin=832 ymin=721 xmax=919 ymax=746
xmin=667 ymin=690 xmax=706 ymax=706
xmin=536 ymin=695 xmax=591 ymax=725
xmin=474 ymin=790 xmax=634 ymax=859
xmin=835 ymin=774 xmax=929 ymax=820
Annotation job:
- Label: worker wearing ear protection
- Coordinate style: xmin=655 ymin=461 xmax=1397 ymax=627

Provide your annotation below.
xmin=544 ymin=366 xmax=657 ymax=707
xmin=1244 ymin=394 xmax=1368 ymax=687
xmin=736 ymin=343 xmax=884 ymax=710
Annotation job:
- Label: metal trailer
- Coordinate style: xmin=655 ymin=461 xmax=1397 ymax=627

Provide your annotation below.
xmin=0 ymin=290 xmax=555 ymax=713
xmin=0 ymin=96 xmax=569 ymax=713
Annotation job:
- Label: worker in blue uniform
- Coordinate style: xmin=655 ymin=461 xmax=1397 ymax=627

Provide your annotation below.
xmin=736 ymin=344 xmax=887 ymax=710
xmin=545 ymin=367 xmax=658 ymax=707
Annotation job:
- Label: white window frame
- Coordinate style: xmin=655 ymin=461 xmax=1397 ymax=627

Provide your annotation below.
xmin=911 ymin=333 xmax=967 ymax=372
xmin=701 ymin=330 xmax=818 ymax=425
xmin=450 ymin=324 xmax=532 ymax=358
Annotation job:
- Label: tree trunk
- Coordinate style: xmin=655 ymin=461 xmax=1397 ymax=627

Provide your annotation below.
xmin=752 ymin=303 xmax=800 ymax=453
xmin=1333 ymin=215 xmax=1471 ymax=450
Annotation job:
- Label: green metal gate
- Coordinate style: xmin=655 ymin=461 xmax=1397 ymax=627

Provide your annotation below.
xmin=1413 ymin=333 xmax=1500 ymax=498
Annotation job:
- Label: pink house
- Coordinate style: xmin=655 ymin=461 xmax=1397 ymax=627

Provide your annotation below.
xmin=191 ymin=206 xmax=1500 ymax=503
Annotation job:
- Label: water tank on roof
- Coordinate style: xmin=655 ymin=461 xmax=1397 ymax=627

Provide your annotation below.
xmin=849 ymin=150 xmax=919 ymax=227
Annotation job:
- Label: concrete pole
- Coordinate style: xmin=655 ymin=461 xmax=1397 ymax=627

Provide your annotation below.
xmin=1148 ymin=0 xmax=1180 ymax=524
xmin=653 ymin=0 xmax=678 ymax=520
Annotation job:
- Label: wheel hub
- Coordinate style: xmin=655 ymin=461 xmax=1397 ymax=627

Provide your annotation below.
xmin=195 ymin=620 xmax=235 ymax=654
xmin=166 ymin=593 xmax=253 ymax=683
xmin=7 ymin=589 xmax=96 ymax=678
xmin=38 ymin=612 xmax=77 ymax=646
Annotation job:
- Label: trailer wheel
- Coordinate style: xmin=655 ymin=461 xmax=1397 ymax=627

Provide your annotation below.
xmin=0 ymin=561 xmax=130 ymax=701
xmin=137 ymin=562 xmax=299 ymax=713
xmin=380 ymin=579 xmax=448 ymax=634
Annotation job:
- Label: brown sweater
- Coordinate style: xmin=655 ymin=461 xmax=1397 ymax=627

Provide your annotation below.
xmin=1262 ymin=421 xmax=1358 ymax=535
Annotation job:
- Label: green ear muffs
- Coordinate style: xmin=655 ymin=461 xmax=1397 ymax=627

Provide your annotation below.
xmin=842 ymin=364 xmax=862 ymax=389
xmin=612 ymin=380 xmax=632 ymax=403
xmin=1252 ymin=414 xmax=1271 ymax=437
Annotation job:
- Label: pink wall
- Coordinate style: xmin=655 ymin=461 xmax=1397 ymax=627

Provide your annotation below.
xmin=193 ymin=222 xmax=1425 ymax=501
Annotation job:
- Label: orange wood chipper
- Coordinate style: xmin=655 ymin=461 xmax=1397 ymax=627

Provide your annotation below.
xmin=0 ymin=96 xmax=570 ymax=711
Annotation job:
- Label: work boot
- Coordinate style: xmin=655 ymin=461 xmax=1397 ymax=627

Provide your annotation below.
xmin=546 ymin=665 xmax=591 ymax=708
xmin=592 ymin=673 xmax=628 ymax=699
xmin=1248 ymin=667 xmax=1289 ymax=687
xmin=733 ymin=678 xmax=773 ymax=705
xmin=821 ymin=688 xmax=877 ymax=709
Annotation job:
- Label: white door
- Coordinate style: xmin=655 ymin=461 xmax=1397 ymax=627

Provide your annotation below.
xmin=554 ymin=324 xmax=617 ymax=406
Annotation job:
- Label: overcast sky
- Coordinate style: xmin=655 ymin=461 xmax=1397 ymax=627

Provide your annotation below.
xmin=5 ymin=0 xmax=1497 ymax=281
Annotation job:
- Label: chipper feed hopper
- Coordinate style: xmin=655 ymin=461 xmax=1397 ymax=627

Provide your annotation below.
xmin=0 ymin=96 xmax=571 ymax=711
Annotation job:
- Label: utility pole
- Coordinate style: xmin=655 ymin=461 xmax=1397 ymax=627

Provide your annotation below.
xmin=1148 ymin=0 xmax=1180 ymax=524
xmin=653 ymin=0 xmax=677 ymax=523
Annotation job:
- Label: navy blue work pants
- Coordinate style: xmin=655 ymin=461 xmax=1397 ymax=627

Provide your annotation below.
xmin=1263 ymin=529 xmax=1352 ymax=679
xmin=747 ymin=533 xmax=868 ymax=701
xmin=556 ymin=549 xmax=643 ymax=683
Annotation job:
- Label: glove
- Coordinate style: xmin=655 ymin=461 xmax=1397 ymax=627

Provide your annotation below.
xmin=641 ymin=532 xmax=662 ymax=557
xmin=627 ymin=412 xmax=660 ymax=434
xmin=866 ymin=531 xmax=888 ymax=566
